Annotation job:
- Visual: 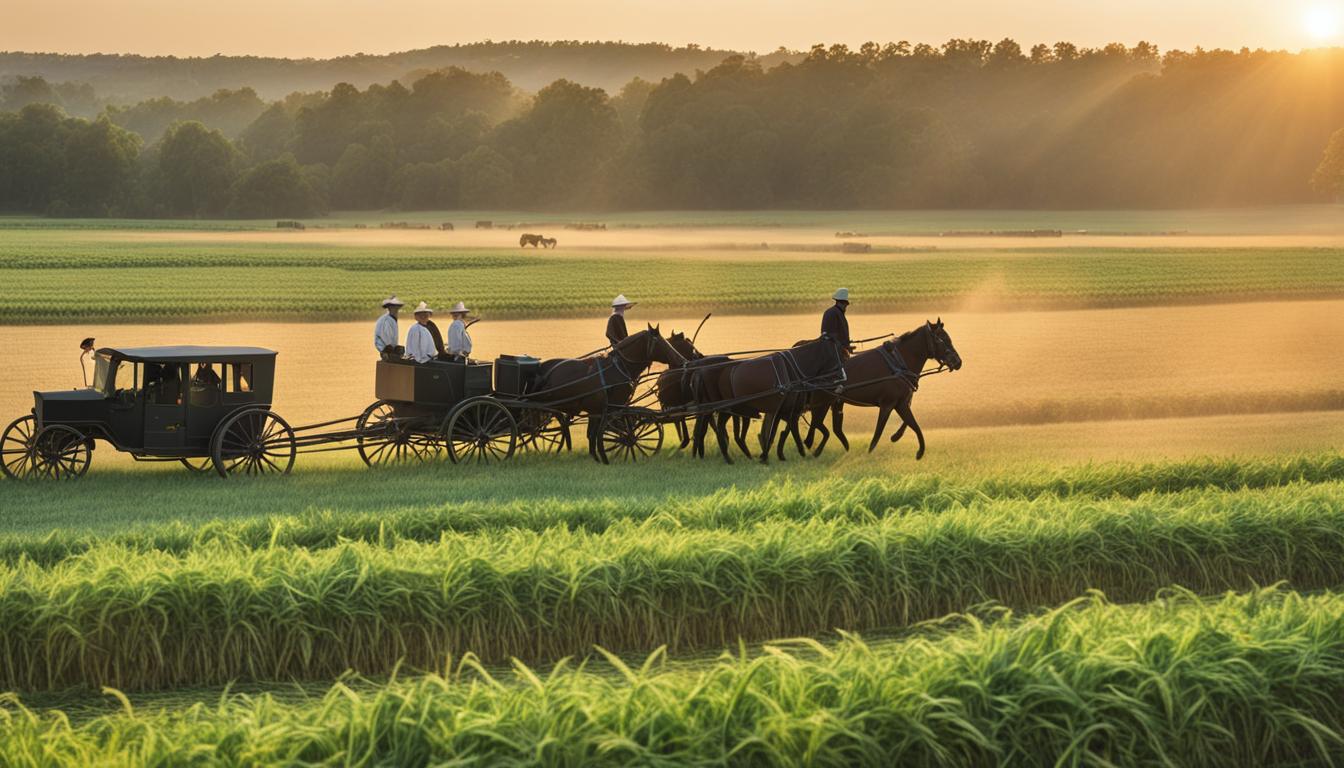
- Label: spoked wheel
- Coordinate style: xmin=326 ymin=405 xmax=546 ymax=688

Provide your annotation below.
xmin=1 ymin=415 xmax=39 ymax=480
xmin=211 ymin=408 xmax=296 ymax=478
xmin=444 ymin=398 xmax=517 ymax=464
xmin=355 ymin=400 xmax=441 ymax=468
xmin=31 ymin=425 xmax=93 ymax=479
xmin=180 ymin=457 xmax=214 ymax=473
xmin=517 ymin=409 xmax=568 ymax=454
xmin=599 ymin=411 xmax=664 ymax=462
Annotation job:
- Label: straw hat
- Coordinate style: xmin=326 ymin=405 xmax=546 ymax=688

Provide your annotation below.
xmin=449 ymin=301 xmax=470 ymax=315
xmin=412 ymin=301 xmax=434 ymax=314
xmin=832 ymin=288 xmax=850 ymax=302
xmin=612 ymin=294 xmax=635 ymax=308
xmin=382 ymin=295 xmax=405 ymax=308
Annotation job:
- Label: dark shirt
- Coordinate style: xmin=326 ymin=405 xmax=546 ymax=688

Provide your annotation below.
xmin=821 ymin=304 xmax=850 ymax=347
xmin=425 ymin=319 xmax=446 ymax=356
xmin=606 ymin=313 xmax=628 ymax=347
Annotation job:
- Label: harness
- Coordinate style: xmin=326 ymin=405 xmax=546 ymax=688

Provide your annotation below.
xmin=877 ymin=340 xmax=921 ymax=391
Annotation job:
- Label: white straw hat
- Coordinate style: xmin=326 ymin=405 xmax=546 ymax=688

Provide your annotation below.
xmin=412 ymin=301 xmax=434 ymax=314
xmin=382 ymin=295 xmax=405 ymax=307
xmin=832 ymin=288 xmax=850 ymax=301
xmin=612 ymin=294 xmax=635 ymax=308
xmin=449 ymin=301 xmax=470 ymax=314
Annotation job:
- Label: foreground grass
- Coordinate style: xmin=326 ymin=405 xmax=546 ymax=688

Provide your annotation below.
xmin=4 ymin=588 xmax=1344 ymax=766
xmin=2 ymin=451 xmax=1342 ymax=564
xmin=3 ymin=235 xmax=1344 ymax=321
xmin=4 ymin=479 xmax=1344 ymax=691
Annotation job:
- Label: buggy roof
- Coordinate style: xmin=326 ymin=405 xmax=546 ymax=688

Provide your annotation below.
xmin=99 ymin=346 xmax=277 ymax=363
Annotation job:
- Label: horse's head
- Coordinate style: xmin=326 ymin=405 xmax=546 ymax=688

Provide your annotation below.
xmin=616 ymin=324 xmax=688 ymax=368
xmin=924 ymin=318 xmax=962 ymax=371
xmin=667 ymin=330 xmax=703 ymax=360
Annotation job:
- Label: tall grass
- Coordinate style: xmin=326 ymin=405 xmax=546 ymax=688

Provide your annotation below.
xmin=3 ymin=452 xmax=1341 ymax=567
xmin=4 ymin=588 xmax=1344 ymax=766
xmin=3 ymin=482 xmax=1344 ymax=691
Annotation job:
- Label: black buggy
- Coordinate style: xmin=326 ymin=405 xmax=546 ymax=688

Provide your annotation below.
xmin=1 ymin=346 xmax=295 ymax=479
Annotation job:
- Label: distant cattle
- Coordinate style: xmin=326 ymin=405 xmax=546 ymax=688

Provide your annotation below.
xmin=440 ymin=222 xmax=455 ymax=231
xmin=475 ymin=220 xmax=493 ymax=229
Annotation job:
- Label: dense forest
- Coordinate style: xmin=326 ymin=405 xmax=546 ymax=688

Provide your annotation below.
xmin=2 ymin=40 xmax=1343 ymax=216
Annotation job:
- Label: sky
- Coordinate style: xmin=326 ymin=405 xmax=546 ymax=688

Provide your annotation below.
xmin=2 ymin=0 xmax=1342 ymax=58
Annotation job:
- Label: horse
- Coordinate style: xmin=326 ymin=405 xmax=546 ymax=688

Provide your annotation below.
xmin=532 ymin=325 xmax=686 ymax=463
xmin=693 ymin=335 xmax=846 ymax=464
xmin=801 ymin=319 xmax=962 ymax=460
xmin=541 ymin=237 xmax=558 ymax=248
xmin=659 ymin=332 xmax=755 ymax=458
xmin=519 ymin=233 xmax=546 ymax=248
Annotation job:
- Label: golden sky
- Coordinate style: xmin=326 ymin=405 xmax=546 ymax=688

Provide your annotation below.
xmin=2 ymin=0 xmax=1341 ymax=57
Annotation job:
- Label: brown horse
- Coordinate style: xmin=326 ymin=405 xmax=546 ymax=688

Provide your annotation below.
xmin=693 ymin=335 xmax=846 ymax=464
xmin=533 ymin=325 xmax=686 ymax=463
xmin=519 ymin=233 xmax=546 ymax=247
xmin=659 ymin=332 xmax=754 ymax=457
xmin=801 ymin=319 xmax=962 ymax=460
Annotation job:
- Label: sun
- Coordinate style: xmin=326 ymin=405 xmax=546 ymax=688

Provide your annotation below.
xmin=1303 ymin=4 xmax=1343 ymax=41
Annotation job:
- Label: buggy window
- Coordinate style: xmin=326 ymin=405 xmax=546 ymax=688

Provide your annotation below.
xmin=93 ymin=354 xmax=115 ymax=394
xmin=219 ymin=362 xmax=255 ymax=399
xmin=145 ymin=363 xmax=184 ymax=406
xmin=189 ymin=362 xmax=224 ymax=406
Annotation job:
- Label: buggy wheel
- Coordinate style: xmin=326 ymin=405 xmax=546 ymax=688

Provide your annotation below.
xmin=356 ymin=400 xmax=440 ymax=468
xmin=444 ymin=398 xmax=517 ymax=464
xmin=211 ymin=409 xmax=296 ymax=478
xmin=600 ymin=411 xmax=664 ymax=462
xmin=31 ymin=425 xmax=92 ymax=479
xmin=517 ymin=409 xmax=567 ymax=454
xmin=1 ymin=415 xmax=39 ymax=480
xmin=180 ymin=457 xmax=213 ymax=473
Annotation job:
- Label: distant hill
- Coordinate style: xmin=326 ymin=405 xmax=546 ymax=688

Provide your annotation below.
xmin=0 ymin=41 xmax=801 ymax=102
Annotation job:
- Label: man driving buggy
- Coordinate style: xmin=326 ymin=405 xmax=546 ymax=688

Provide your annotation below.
xmin=821 ymin=288 xmax=855 ymax=354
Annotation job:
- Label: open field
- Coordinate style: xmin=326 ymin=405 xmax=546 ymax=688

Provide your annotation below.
xmin=2 ymin=223 xmax=1344 ymax=322
xmin=3 ymin=209 xmax=1344 ymax=764
xmin=4 ymin=588 xmax=1343 ymax=765
xmin=5 ymin=300 xmax=1342 ymax=433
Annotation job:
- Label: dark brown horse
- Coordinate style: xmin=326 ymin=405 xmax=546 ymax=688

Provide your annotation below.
xmin=534 ymin=325 xmax=686 ymax=463
xmin=659 ymin=332 xmax=754 ymax=457
xmin=801 ymin=319 xmax=962 ymax=460
xmin=693 ymin=335 xmax=846 ymax=464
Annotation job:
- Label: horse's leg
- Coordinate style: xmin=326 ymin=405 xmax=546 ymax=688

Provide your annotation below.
xmin=758 ymin=409 xmax=780 ymax=464
xmin=733 ymin=415 xmax=754 ymax=458
xmin=674 ymin=418 xmax=690 ymax=451
xmin=890 ymin=422 xmax=908 ymax=443
xmin=894 ymin=399 xmax=926 ymax=460
xmin=560 ymin=416 xmax=573 ymax=451
xmin=692 ymin=415 xmax=709 ymax=458
xmin=832 ymin=403 xmax=850 ymax=451
xmin=808 ymin=403 xmax=831 ymax=457
xmin=789 ymin=411 xmax=806 ymax=456
xmin=588 ymin=414 xmax=608 ymax=464
xmin=869 ymin=403 xmax=893 ymax=453
xmin=713 ymin=412 xmax=734 ymax=465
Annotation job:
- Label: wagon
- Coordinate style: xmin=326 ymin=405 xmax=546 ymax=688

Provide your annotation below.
xmin=1 ymin=346 xmax=296 ymax=479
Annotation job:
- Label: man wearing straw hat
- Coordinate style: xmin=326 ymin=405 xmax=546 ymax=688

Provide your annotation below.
xmin=405 ymin=302 xmax=438 ymax=363
xmin=374 ymin=295 xmax=405 ymax=360
xmin=821 ymin=288 xmax=854 ymax=354
xmin=606 ymin=294 xmax=634 ymax=347
xmin=447 ymin=302 xmax=473 ymax=361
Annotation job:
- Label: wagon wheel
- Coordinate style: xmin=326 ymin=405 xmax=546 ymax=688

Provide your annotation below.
xmin=180 ymin=457 xmax=213 ymax=473
xmin=31 ymin=425 xmax=93 ymax=479
xmin=211 ymin=409 xmax=296 ymax=478
xmin=599 ymin=411 xmax=664 ymax=462
xmin=1 ymin=415 xmax=39 ymax=480
xmin=444 ymin=398 xmax=517 ymax=464
xmin=356 ymin=400 xmax=441 ymax=467
xmin=517 ymin=408 xmax=567 ymax=454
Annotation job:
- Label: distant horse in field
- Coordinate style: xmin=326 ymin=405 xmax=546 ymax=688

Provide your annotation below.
xmin=533 ymin=326 xmax=686 ymax=463
xmin=520 ymin=233 xmax=545 ymax=247
xmin=799 ymin=319 xmax=962 ymax=460
xmin=541 ymin=237 xmax=557 ymax=248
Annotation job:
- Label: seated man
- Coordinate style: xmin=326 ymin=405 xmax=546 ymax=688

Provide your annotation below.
xmin=404 ymin=302 xmax=437 ymax=363
xmin=190 ymin=363 xmax=222 ymax=406
xmin=447 ymin=301 xmax=473 ymax=361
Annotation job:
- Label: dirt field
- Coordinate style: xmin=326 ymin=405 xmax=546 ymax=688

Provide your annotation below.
xmin=5 ymin=299 xmax=1341 ymax=446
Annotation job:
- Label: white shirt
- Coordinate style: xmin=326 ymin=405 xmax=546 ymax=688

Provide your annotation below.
xmin=448 ymin=318 xmax=472 ymax=357
xmin=374 ymin=313 xmax=399 ymax=353
xmin=405 ymin=322 xmax=436 ymax=363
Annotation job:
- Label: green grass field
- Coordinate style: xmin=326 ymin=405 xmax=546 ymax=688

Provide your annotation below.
xmin=3 ymin=210 xmax=1344 ymax=764
xmin=3 ymin=227 xmax=1344 ymax=321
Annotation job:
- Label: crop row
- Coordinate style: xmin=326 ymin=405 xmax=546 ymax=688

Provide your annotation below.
xmin=4 ymin=587 xmax=1344 ymax=766
xmin=2 ymin=248 xmax=1342 ymax=322
xmin=4 ymin=452 xmax=1341 ymax=566
xmin=2 ymin=481 xmax=1344 ymax=691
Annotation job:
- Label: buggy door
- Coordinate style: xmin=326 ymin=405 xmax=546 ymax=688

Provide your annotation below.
xmin=144 ymin=362 xmax=187 ymax=450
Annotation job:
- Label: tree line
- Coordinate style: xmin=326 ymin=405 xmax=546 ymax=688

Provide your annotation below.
xmin=1 ymin=40 xmax=1343 ymax=217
